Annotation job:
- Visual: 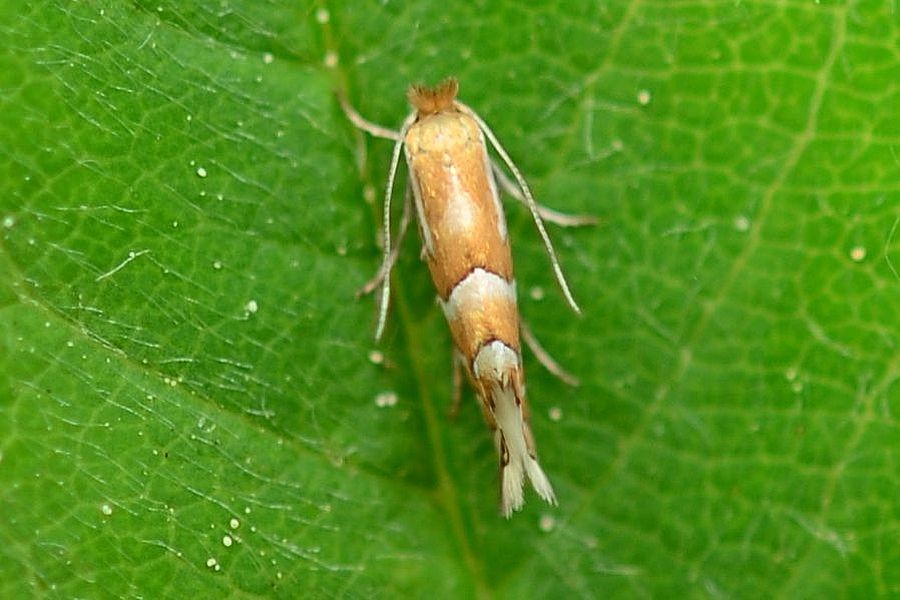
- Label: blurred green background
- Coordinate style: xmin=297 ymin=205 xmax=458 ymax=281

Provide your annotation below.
xmin=1 ymin=1 xmax=898 ymax=597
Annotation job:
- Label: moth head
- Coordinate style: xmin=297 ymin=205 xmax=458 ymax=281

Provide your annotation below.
xmin=407 ymin=77 xmax=459 ymax=116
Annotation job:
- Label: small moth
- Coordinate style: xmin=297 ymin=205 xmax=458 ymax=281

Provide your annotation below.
xmin=342 ymin=78 xmax=593 ymax=517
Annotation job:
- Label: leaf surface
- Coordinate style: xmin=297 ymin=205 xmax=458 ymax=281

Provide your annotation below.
xmin=1 ymin=1 xmax=899 ymax=597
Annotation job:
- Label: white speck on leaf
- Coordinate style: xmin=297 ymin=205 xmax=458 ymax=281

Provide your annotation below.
xmin=363 ymin=184 xmax=376 ymax=204
xmin=734 ymin=215 xmax=751 ymax=232
xmin=539 ymin=514 xmax=556 ymax=532
xmin=375 ymin=391 xmax=398 ymax=408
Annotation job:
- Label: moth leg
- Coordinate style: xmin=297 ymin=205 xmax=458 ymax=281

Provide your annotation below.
xmin=356 ymin=185 xmax=413 ymax=298
xmin=491 ymin=162 xmax=599 ymax=228
xmin=448 ymin=348 xmax=467 ymax=420
xmin=521 ymin=320 xmax=580 ymax=387
xmin=337 ymin=92 xmax=402 ymax=141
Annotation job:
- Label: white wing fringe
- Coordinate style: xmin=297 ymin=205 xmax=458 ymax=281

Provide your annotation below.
xmin=490 ymin=382 xmax=557 ymax=518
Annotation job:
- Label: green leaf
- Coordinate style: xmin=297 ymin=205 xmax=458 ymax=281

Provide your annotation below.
xmin=2 ymin=1 xmax=899 ymax=597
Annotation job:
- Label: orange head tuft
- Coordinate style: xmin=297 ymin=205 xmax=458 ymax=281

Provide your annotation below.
xmin=407 ymin=77 xmax=459 ymax=116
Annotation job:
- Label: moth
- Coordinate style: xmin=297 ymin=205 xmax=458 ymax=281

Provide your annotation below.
xmin=342 ymin=78 xmax=594 ymax=517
